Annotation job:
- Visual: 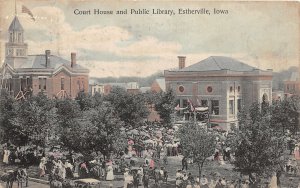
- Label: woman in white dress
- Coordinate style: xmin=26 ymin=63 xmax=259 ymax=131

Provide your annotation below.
xmin=3 ymin=148 xmax=10 ymax=164
xmin=269 ymin=173 xmax=277 ymax=188
xmin=106 ymin=165 xmax=114 ymax=181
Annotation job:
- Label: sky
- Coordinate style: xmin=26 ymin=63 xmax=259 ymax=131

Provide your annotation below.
xmin=0 ymin=0 xmax=299 ymax=78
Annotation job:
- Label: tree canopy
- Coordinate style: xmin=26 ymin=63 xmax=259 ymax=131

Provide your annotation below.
xmin=232 ymin=103 xmax=286 ymax=177
xmin=177 ymin=122 xmax=217 ymax=177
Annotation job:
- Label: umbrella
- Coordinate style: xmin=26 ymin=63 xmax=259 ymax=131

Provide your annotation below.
xmin=128 ymin=129 xmax=139 ymax=135
xmin=144 ymin=139 xmax=155 ymax=144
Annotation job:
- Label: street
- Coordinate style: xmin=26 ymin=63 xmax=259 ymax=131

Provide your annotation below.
xmin=0 ymin=180 xmax=49 ymax=188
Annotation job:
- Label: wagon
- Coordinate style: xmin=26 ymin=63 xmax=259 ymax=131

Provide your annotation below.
xmin=73 ymin=178 xmax=101 ymax=188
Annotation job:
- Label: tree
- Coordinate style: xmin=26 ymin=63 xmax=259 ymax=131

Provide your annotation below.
xmin=0 ymin=91 xmax=16 ymax=144
xmin=105 ymin=86 xmax=149 ymax=127
xmin=177 ymin=122 xmax=217 ymax=178
xmin=154 ymin=89 xmax=176 ymax=125
xmin=60 ymin=102 xmax=125 ymax=159
xmin=232 ymin=103 xmax=286 ymax=181
xmin=10 ymin=93 xmax=57 ymax=146
xmin=75 ymin=91 xmax=95 ymax=111
xmin=271 ymin=96 xmax=300 ymax=134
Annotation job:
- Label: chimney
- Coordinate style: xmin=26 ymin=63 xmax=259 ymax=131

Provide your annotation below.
xmin=71 ymin=52 xmax=76 ymax=68
xmin=178 ymin=56 xmax=186 ymax=69
xmin=45 ymin=50 xmax=50 ymax=68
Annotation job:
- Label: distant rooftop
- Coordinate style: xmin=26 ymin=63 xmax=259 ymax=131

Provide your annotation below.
xmin=178 ymin=56 xmax=263 ymax=72
xmin=155 ymin=78 xmax=166 ymax=92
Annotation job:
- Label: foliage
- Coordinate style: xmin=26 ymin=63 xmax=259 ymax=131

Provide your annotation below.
xmin=232 ymin=103 xmax=286 ymax=177
xmin=0 ymin=91 xmax=16 ymax=144
xmin=9 ymin=93 xmax=57 ymax=146
xmin=56 ymin=98 xmax=81 ymax=128
xmin=177 ymin=122 xmax=217 ymax=177
xmin=60 ymin=102 xmax=125 ymax=159
xmin=271 ymin=96 xmax=300 ymax=134
xmin=105 ymin=86 xmax=149 ymax=127
xmin=75 ymin=91 xmax=94 ymax=110
xmin=154 ymin=89 xmax=176 ymax=125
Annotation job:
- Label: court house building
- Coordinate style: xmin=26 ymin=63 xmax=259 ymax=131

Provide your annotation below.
xmin=0 ymin=16 xmax=89 ymax=99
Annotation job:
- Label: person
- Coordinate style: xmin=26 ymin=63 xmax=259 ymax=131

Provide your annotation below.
xmin=149 ymin=158 xmax=155 ymax=169
xmin=182 ymin=156 xmax=188 ymax=170
xmin=286 ymin=158 xmax=292 ymax=173
xmin=176 ymin=170 xmax=183 ymax=188
xmin=221 ymin=177 xmax=226 ymax=187
xmin=215 ymin=179 xmax=223 ymax=188
xmin=57 ymin=160 xmax=66 ymax=179
xmin=3 ymin=147 xmax=10 ymax=165
xmin=269 ymin=173 xmax=277 ymax=188
xmin=133 ymin=171 xmax=139 ymax=188
xmin=200 ymin=174 xmax=209 ymax=188
xmin=39 ymin=158 xmax=47 ymax=177
xmin=142 ymin=171 xmax=149 ymax=188
xmin=214 ymin=151 xmax=220 ymax=161
xmin=186 ymin=181 xmax=193 ymax=188
xmin=65 ymin=160 xmax=74 ymax=179
xmin=288 ymin=140 xmax=295 ymax=155
xmin=124 ymin=168 xmax=132 ymax=188
xmin=194 ymin=178 xmax=201 ymax=188
xmin=294 ymin=144 xmax=300 ymax=160
xmin=163 ymin=154 xmax=168 ymax=165
xmin=106 ymin=164 xmax=114 ymax=181
xmin=80 ymin=161 xmax=89 ymax=178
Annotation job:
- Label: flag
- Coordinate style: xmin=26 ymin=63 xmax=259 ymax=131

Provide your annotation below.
xmin=197 ymin=98 xmax=201 ymax=106
xmin=22 ymin=5 xmax=35 ymax=21
xmin=187 ymin=98 xmax=195 ymax=112
xmin=175 ymin=104 xmax=180 ymax=111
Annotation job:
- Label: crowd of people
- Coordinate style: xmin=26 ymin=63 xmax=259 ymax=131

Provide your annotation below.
xmin=1 ymin=121 xmax=300 ymax=188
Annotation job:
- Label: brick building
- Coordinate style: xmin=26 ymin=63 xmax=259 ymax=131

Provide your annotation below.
xmin=151 ymin=78 xmax=166 ymax=93
xmin=284 ymin=71 xmax=300 ymax=97
xmin=164 ymin=56 xmax=273 ymax=130
xmin=0 ymin=16 xmax=89 ymax=99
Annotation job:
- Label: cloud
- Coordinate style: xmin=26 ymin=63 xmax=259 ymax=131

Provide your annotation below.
xmin=0 ymin=1 xmax=298 ymax=78
xmin=2 ymin=5 xmax=183 ymax=78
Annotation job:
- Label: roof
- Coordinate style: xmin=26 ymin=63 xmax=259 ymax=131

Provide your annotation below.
xmin=179 ymin=56 xmax=260 ymax=72
xmin=9 ymin=16 xmax=24 ymax=31
xmin=140 ymin=87 xmax=151 ymax=93
xmin=287 ymin=72 xmax=299 ymax=81
xmin=155 ymin=78 xmax=166 ymax=91
xmin=10 ymin=54 xmax=88 ymax=71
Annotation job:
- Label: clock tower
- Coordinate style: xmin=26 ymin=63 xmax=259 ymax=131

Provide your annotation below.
xmin=5 ymin=16 xmax=28 ymax=68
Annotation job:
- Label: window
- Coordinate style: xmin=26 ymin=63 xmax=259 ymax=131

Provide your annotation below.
xmin=178 ymin=85 xmax=185 ymax=92
xmin=18 ymin=33 xmax=21 ymax=42
xmin=237 ymin=99 xmax=242 ymax=112
xmin=201 ymin=100 xmax=208 ymax=107
xmin=39 ymin=78 xmax=47 ymax=90
xmin=211 ymin=100 xmax=219 ymax=115
xmin=238 ymin=86 xmax=241 ymax=92
xmin=230 ymin=86 xmax=233 ymax=93
xmin=207 ymin=86 xmax=213 ymax=93
xmin=43 ymin=78 xmax=47 ymax=90
xmin=10 ymin=33 xmax=13 ymax=42
xmin=229 ymin=100 xmax=234 ymax=115
xmin=82 ymin=81 xmax=85 ymax=91
xmin=77 ymin=80 xmax=81 ymax=90
xmin=61 ymin=78 xmax=65 ymax=90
